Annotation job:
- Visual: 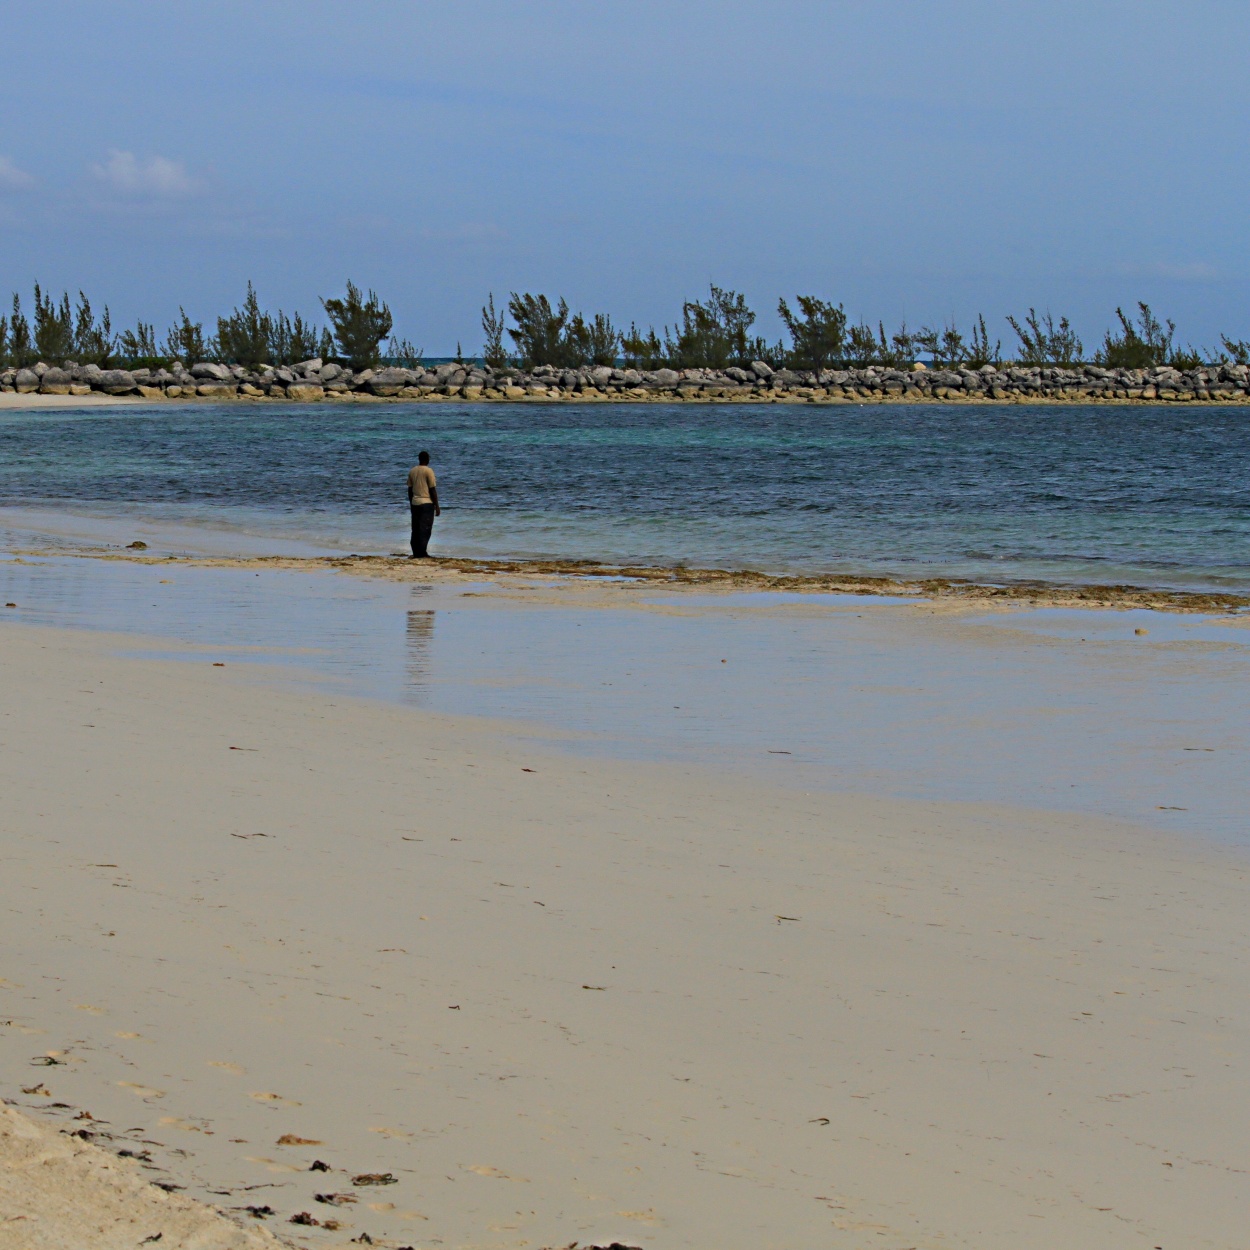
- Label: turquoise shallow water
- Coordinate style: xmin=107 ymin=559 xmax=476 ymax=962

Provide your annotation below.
xmin=2 ymin=400 xmax=1249 ymax=589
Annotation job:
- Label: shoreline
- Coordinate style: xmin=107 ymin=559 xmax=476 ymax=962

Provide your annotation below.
xmin=11 ymin=546 xmax=1249 ymax=613
xmin=4 ymin=388 xmax=1250 ymax=408
xmin=2 ymin=615 xmax=1248 ymax=1248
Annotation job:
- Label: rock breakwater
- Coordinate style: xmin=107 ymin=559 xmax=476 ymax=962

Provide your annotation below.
xmin=6 ymin=357 xmax=1250 ymax=403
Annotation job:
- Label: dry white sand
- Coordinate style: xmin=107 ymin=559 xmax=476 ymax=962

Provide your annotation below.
xmin=1 ymin=618 xmax=1247 ymax=1249
xmin=0 ymin=1101 xmax=282 ymax=1249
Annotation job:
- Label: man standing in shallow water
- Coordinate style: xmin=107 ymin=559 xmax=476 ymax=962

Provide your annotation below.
xmin=407 ymin=450 xmax=440 ymax=558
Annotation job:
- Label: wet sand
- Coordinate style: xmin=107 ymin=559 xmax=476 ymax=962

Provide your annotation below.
xmin=2 ymin=614 xmax=1248 ymax=1249
xmin=9 ymin=540 xmax=1250 ymax=613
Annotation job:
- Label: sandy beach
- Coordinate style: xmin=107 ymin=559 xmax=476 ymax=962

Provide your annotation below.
xmin=2 ymin=603 xmax=1247 ymax=1249
xmin=0 ymin=393 xmax=144 ymax=410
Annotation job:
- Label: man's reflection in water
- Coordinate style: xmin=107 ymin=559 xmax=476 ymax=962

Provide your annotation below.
xmin=405 ymin=609 xmax=435 ymax=702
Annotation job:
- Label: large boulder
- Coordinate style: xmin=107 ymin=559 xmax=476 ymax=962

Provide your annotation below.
xmin=97 ymin=370 xmax=138 ymax=394
xmin=287 ymin=382 xmax=325 ymax=402
xmin=590 ymin=365 xmax=614 ymax=386
xmin=368 ymin=367 xmax=414 ymax=396
xmin=15 ymin=368 xmax=39 ymax=393
xmin=196 ymin=382 xmax=237 ymax=398
xmin=39 ymin=367 xmax=73 ymax=394
xmin=191 ymin=362 xmax=232 ymax=381
xmin=751 ymin=360 xmax=774 ymax=380
xmin=650 ymin=368 xmax=680 ymax=388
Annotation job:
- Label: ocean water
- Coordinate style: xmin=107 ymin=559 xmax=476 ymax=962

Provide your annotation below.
xmin=3 ymin=400 xmax=1250 ymax=589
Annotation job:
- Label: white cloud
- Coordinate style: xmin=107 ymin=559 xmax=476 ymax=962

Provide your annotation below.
xmin=90 ymin=149 xmax=196 ymax=196
xmin=0 ymin=156 xmax=35 ymax=190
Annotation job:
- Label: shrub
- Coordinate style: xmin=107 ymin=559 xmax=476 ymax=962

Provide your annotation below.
xmin=11 ymin=300 xmax=31 ymax=364
xmin=665 ymin=284 xmax=756 ymax=369
xmin=845 ymin=322 xmax=879 ymax=367
xmin=507 ymin=293 xmax=571 ymax=368
xmin=322 ymin=281 xmax=393 ymax=370
xmin=267 ymin=309 xmax=326 ymax=366
xmin=7 ymin=294 xmax=33 ymax=367
xmin=164 ymin=308 xmax=208 ymax=364
xmin=1007 ymin=308 xmax=1082 ymax=365
xmin=24 ymin=286 xmax=115 ymax=365
xmin=966 ymin=315 xmax=1001 ymax=368
xmin=845 ymin=320 xmax=916 ymax=367
xmin=33 ymin=284 xmax=75 ymax=362
xmin=116 ymin=321 xmax=159 ymax=364
xmin=72 ymin=293 xmax=114 ymax=365
xmin=915 ymin=315 xmax=1000 ymax=368
xmin=747 ymin=335 xmax=787 ymax=369
xmin=385 ymin=337 xmax=423 ymax=368
xmin=621 ymin=323 xmax=666 ymax=370
xmin=481 ymin=294 xmax=511 ymax=370
xmin=566 ymin=311 xmax=620 ymax=367
xmin=778 ymin=296 xmax=846 ymax=373
xmin=215 ymin=282 xmax=272 ymax=368
xmin=1220 ymin=336 xmax=1250 ymax=366
xmin=1095 ymin=303 xmax=1176 ymax=369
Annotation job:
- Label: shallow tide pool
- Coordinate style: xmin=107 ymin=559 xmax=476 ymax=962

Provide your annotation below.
xmin=3 ymin=553 xmax=1246 ymax=846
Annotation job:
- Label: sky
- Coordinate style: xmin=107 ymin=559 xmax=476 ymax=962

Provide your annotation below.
xmin=1 ymin=0 xmax=1248 ymax=356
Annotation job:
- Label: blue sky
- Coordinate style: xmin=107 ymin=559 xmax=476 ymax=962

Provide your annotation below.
xmin=1 ymin=0 xmax=1247 ymax=355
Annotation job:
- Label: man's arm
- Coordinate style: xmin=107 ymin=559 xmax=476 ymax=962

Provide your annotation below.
xmin=406 ymin=469 xmax=413 ymax=504
xmin=429 ymin=484 xmax=440 ymax=516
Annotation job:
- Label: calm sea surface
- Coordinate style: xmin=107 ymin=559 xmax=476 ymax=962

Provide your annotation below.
xmin=2 ymin=400 xmax=1249 ymax=589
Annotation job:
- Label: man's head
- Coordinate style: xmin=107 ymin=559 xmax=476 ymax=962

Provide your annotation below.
xmin=418 ymin=450 xmax=430 ymax=465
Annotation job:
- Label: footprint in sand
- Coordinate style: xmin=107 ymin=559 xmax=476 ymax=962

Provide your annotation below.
xmin=466 ymin=1165 xmax=529 ymax=1182
xmin=618 ymin=1209 xmax=663 ymax=1225
xmin=368 ymin=1126 xmax=412 ymax=1140
xmin=116 ymin=1081 xmax=165 ymax=1099
xmin=159 ymin=1116 xmax=210 ymax=1133
xmin=208 ymin=1061 xmax=246 ymax=1076
xmin=249 ymin=1091 xmax=301 ymax=1107
xmin=114 ymin=1031 xmax=142 ymax=1040
xmin=276 ymin=1134 xmax=322 ymax=1146
xmin=75 ymin=1004 xmax=106 ymax=1015
xmin=243 ymin=1156 xmax=304 ymax=1173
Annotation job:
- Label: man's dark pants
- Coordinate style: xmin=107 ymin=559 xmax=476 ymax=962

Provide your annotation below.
xmin=410 ymin=503 xmax=436 ymax=557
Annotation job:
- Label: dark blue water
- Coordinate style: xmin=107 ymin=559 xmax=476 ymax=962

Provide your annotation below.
xmin=2 ymin=401 xmax=1248 ymax=589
